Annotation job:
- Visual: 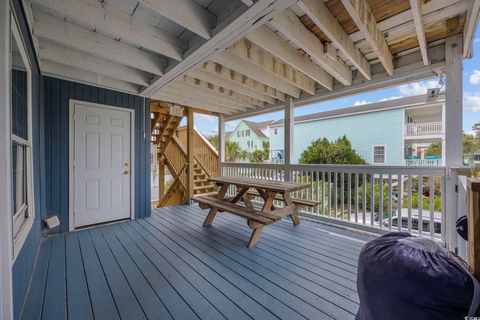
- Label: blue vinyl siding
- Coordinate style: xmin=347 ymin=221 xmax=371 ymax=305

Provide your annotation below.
xmin=11 ymin=1 xmax=42 ymax=319
xmin=42 ymin=76 xmax=151 ymax=235
xmin=270 ymin=108 xmax=404 ymax=165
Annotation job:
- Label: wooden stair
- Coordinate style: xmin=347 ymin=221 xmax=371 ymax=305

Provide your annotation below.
xmin=192 ymin=162 xmax=216 ymax=195
xmin=152 ymin=114 xmax=182 ymax=155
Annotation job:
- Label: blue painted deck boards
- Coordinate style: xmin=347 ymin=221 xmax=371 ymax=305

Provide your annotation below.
xmin=21 ymin=205 xmax=370 ymax=320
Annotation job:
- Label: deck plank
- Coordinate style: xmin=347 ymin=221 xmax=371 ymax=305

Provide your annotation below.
xmin=88 ymin=228 xmax=147 ymax=320
xmin=77 ymin=230 xmax=120 ymax=320
xmin=20 ymin=238 xmax=52 ymax=320
xmin=23 ymin=204 xmax=365 ymax=320
xmin=42 ymin=236 xmax=66 ymax=320
xmin=158 ymin=206 xmax=359 ymax=302
xmin=99 ymin=226 xmax=173 ymax=320
xmin=65 ymin=233 xmax=94 ymax=320
xmin=152 ymin=208 xmax=356 ymax=319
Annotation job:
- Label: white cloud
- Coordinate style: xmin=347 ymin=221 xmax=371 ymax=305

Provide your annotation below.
xmin=464 ymin=92 xmax=480 ymax=112
xmin=470 ymin=70 xmax=480 ymax=85
xmin=353 ymin=100 xmax=369 ymax=106
xmin=225 ymin=120 xmax=240 ymax=131
xmin=397 ymin=80 xmax=440 ymax=96
xmin=194 ymin=113 xmax=216 ymax=124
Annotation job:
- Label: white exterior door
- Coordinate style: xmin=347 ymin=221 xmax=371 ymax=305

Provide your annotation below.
xmin=73 ymin=103 xmax=131 ymax=228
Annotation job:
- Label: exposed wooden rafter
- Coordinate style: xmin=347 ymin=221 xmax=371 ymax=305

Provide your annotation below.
xmin=464 ymin=0 xmax=480 ymax=57
xmin=41 ymin=60 xmax=140 ymax=93
xmin=246 ymin=26 xmax=333 ymax=90
xmin=30 ymin=0 xmax=186 ymax=61
xmin=188 ymin=68 xmax=276 ymax=104
xmin=297 ymin=0 xmax=371 ymax=80
xmin=33 ymin=11 xmax=165 ymax=75
xmin=140 ymin=0 xmax=215 ymax=40
xmin=227 ymin=38 xmax=316 ymax=94
xmin=409 ymin=0 xmax=429 ymax=65
xmin=153 ymin=91 xmax=237 ymax=115
xmin=340 ymin=0 xmax=394 ymax=75
xmin=182 ymin=75 xmax=267 ymax=108
xmin=212 ymin=51 xmax=302 ymax=98
xmin=38 ymin=39 xmax=150 ymax=86
xmin=270 ymin=9 xmax=352 ymax=86
xmin=200 ymin=61 xmax=285 ymax=101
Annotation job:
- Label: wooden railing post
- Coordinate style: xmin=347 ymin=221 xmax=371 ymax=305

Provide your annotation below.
xmin=284 ymin=97 xmax=294 ymax=181
xmin=467 ymin=178 xmax=480 ymax=279
xmin=187 ymin=108 xmax=194 ymax=203
xmin=218 ymin=114 xmax=225 ymax=176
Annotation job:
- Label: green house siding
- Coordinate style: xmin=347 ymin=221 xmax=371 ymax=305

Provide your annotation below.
xmin=270 ymin=108 xmax=404 ymax=165
xmin=228 ymin=121 xmax=268 ymax=153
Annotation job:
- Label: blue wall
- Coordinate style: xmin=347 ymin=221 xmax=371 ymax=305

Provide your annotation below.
xmin=42 ymin=76 xmax=151 ymax=234
xmin=269 ymin=108 xmax=404 ymax=165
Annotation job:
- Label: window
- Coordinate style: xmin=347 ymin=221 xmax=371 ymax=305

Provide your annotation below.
xmin=372 ymin=146 xmax=386 ymax=164
xmin=273 ymin=128 xmax=278 ymax=135
xmin=10 ymin=17 xmax=34 ymax=259
xmin=237 ymin=131 xmax=240 ymax=137
xmin=246 ymin=129 xmax=250 ymax=136
xmin=242 ymin=130 xmax=244 ymax=137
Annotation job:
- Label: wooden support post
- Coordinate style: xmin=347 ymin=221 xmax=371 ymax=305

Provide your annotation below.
xmin=187 ymin=108 xmax=194 ymax=203
xmin=284 ymin=96 xmax=294 ymax=181
xmin=467 ymin=178 xmax=480 ymax=279
xmin=218 ymin=113 xmax=225 ymax=176
xmin=158 ymin=155 xmax=165 ymax=200
xmin=444 ymin=34 xmax=463 ymax=251
xmin=445 ymin=34 xmax=463 ymax=167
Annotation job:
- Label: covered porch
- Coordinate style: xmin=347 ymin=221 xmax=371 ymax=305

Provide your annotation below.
xmin=23 ymin=205 xmax=367 ymax=320
xmin=2 ymin=0 xmax=480 ymax=319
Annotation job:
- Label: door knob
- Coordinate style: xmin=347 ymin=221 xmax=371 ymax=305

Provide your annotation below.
xmin=124 ymin=170 xmax=129 ymax=175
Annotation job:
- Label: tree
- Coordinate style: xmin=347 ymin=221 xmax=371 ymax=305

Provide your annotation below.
xmin=225 ymin=141 xmax=247 ymax=162
xmin=463 ymin=133 xmax=479 ymax=154
xmin=207 ymin=134 xmax=218 ymax=149
xmin=299 ymin=136 xmax=366 ymax=164
xmin=426 ymin=142 xmax=442 ymax=156
xmin=249 ymin=140 xmax=270 ymax=163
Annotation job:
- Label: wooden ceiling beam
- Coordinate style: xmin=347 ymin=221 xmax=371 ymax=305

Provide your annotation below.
xmin=409 ymin=0 xmax=429 ymax=65
xmin=33 ymin=11 xmax=165 ymax=75
xmin=38 ymin=39 xmax=150 ymax=86
xmin=340 ymin=0 xmax=394 ymax=75
xmin=270 ymin=9 xmax=352 ymax=86
xmin=30 ymin=0 xmax=185 ymax=61
xmin=41 ymin=60 xmax=140 ymax=94
xmin=212 ymin=51 xmax=301 ymax=98
xmin=297 ymin=0 xmax=371 ymax=80
xmin=154 ymin=93 xmax=236 ymax=115
xmin=246 ymin=26 xmax=333 ymax=90
xmin=227 ymin=38 xmax=316 ymax=95
xmin=164 ymin=82 xmax=252 ymax=111
xmin=200 ymin=61 xmax=285 ymax=101
xmin=189 ymin=68 xmax=275 ymax=104
xmin=140 ymin=0 xmax=215 ymax=40
xmin=182 ymin=75 xmax=267 ymax=108
xmin=463 ymin=0 xmax=480 ymax=57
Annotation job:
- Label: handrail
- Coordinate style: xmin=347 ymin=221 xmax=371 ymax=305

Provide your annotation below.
xmin=178 ymin=126 xmax=219 ymax=177
xmin=221 ymin=162 xmax=453 ymax=242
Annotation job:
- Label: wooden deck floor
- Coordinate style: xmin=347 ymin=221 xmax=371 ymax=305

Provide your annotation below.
xmin=21 ymin=205 xmax=371 ymax=320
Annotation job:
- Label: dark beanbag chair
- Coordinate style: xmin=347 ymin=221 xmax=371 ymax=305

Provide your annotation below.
xmin=356 ymin=232 xmax=480 ymax=320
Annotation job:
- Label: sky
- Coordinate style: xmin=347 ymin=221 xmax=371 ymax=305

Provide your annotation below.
xmin=191 ymin=28 xmax=480 ymax=137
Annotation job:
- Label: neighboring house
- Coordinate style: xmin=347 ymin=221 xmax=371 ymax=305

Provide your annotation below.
xmin=226 ymin=120 xmax=273 ymax=153
xmin=269 ymin=94 xmax=445 ymax=166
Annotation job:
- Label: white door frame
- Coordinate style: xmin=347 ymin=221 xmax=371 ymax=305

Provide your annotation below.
xmin=69 ymin=99 xmax=135 ymax=231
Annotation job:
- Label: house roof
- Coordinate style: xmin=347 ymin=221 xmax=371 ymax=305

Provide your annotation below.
xmin=242 ymin=120 xmax=275 ymax=138
xmin=225 ymin=131 xmax=232 ymax=140
xmin=270 ymin=94 xmax=445 ymax=127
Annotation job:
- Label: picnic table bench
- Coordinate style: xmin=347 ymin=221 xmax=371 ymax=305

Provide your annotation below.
xmin=193 ymin=176 xmax=311 ymax=248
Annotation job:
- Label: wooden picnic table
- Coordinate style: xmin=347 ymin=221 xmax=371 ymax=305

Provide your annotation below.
xmin=193 ymin=176 xmax=310 ymax=248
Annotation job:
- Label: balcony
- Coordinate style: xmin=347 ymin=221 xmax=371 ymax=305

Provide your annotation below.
xmin=403 ymin=158 xmax=443 ymax=166
xmin=405 ymin=121 xmax=443 ymax=136
xmin=22 ymin=206 xmax=366 ymax=320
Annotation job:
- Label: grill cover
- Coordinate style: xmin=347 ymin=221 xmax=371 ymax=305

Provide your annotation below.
xmin=356 ymin=232 xmax=479 ymax=320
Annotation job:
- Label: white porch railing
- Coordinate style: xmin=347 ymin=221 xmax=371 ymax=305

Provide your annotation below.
xmin=404 ymin=159 xmax=443 ymax=166
xmin=405 ymin=121 xmax=443 ymax=136
xmin=221 ymin=162 xmax=464 ymax=246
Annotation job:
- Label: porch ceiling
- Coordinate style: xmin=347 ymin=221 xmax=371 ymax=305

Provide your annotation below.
xmin=23 ymin=0 xmax=480 ymax=116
